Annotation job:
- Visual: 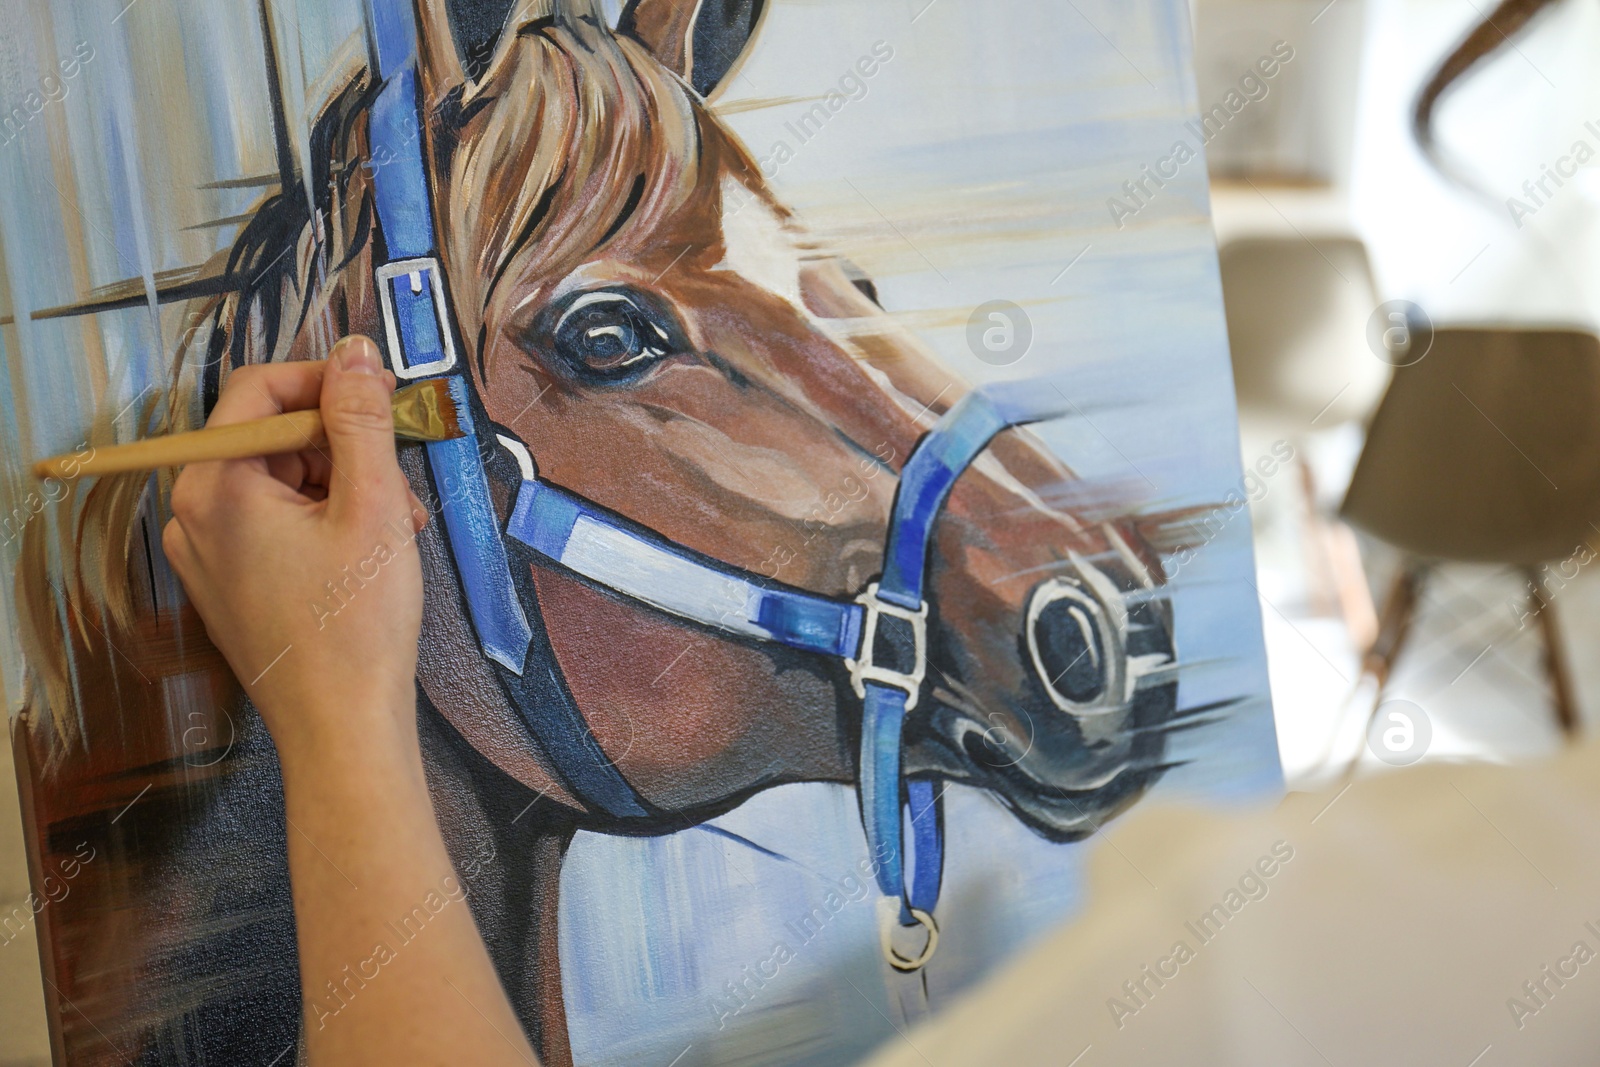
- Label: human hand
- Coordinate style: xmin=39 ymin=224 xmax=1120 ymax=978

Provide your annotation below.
xmin=162 ymin=337 xmax=428 ymax=769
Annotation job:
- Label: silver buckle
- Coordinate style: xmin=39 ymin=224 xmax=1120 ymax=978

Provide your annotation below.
xmin=846 ymin=582 xmax=929 ymax=710
xmin=375 ymin=257 xmax=458 ymax=379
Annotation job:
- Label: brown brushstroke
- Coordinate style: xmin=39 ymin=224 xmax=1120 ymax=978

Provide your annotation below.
xmin=618 ymin=0 xmax=697 ymax=79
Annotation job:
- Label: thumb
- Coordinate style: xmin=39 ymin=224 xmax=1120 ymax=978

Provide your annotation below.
xmin=322 ymin=335 xmax=402 ymax=523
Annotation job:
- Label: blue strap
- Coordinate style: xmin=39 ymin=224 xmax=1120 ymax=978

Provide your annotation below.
xmin=860 ymin=684 xmax=942 ymax=922
xmin=367 ymin=67 xmax=432 ymax=258
xmin=881 ymin=391 xmax=1007 ymax=608
xmin=367 ymin=0 xmax=420 ymax=76
xmin=880 ymin=383 xmax=1075 ymax=609
xmin=418 ymin=385 xmax=530 ymax=672
xmin=363 ymin=0 xmax=651 ymax=821
xmin=905 ymin=776 xmax=943 ymax=914
xmin=860 ymin=683 xmax=907 ymax=900
xmin=505 ymin=477 xmax=863 ymax=658
xmin=863 ymin=385 xmax=1072 ymax=921
xmin=364 ymin=3 xmax=533 ymax=673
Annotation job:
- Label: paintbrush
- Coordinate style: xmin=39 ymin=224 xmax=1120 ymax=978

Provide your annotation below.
xmin=32 ymin=378 xmax=464 ymax=481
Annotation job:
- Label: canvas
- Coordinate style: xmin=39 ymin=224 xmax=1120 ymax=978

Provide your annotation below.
xmin=0 ymin=1 xmax=1280 ymax=1064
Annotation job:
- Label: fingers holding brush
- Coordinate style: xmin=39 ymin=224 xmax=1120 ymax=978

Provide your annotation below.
xmin=183 ymin=359 xmax=338 ymax=509
xmin=208 ymin=359 xmax=330 ymax=422
xmin=320 ymin=337 xmax=408 ymax=524
xmin=161 ymin=334 xmax=429 ymax=756
xmin=320 ymin=337 xmax=429 ymax=533
xmin=33 ymin=352 xmax=464 ymax=483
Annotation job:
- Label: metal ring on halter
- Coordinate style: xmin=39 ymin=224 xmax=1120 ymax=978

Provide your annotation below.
xmin=879 ymin=905 xmax=940 ymax=973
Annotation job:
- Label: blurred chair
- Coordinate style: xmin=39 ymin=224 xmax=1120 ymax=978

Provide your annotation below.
xmin=1220 ymin=236 xmax=1389 ymax=430
xmin=1342 ymin=326 xmax=1600 ymax=737
xmin=1220 ymin=235 xmax=1385 ymax=638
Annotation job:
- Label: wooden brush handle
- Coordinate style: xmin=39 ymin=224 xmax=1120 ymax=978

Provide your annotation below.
xmin=33 ymin=410 xmax=328 ymax=481
xmin=31 ymin=379 xmax=458 ymax=481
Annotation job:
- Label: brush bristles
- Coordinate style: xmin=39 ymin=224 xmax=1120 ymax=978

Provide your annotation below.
xmin=391 ymin=378 xmax=465 ymax=442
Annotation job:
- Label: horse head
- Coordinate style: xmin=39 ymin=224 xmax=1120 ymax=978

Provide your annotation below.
xmin=26 ymin=0 xmax=1184 ymax=987
xmin=339 ymin=0 xmax=1184 ymax=876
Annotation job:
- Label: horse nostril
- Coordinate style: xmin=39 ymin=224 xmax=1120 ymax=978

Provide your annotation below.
xmin=1026 ymin=577 xmax=1120 ymax=709
xmin=1033 ymin=598 xmax=1105 ymax=703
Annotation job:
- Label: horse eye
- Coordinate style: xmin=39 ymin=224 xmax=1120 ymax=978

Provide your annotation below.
xmin=537 ymin=288 xmax=686 ymax=382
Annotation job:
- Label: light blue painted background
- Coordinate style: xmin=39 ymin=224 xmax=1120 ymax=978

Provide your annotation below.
xmin=561 ymin=5 xmax=1278 ymax=1064
xmin=0 ymin=1 xmax=1277 ymax=1064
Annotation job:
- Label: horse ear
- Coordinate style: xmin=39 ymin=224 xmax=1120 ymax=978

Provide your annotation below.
xmin=618 ymin=0 xmax=767 ymax=99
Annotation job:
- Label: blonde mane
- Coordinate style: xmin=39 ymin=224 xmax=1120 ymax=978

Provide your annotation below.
xmin=16 ymin=11 xmax=779 ymax=753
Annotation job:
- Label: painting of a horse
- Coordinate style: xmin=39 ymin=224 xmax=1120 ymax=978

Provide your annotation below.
xmin=7 ymin=1 xmax=1222 ymax=1063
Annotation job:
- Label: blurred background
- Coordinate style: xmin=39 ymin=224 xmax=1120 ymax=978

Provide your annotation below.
xmin=1195 ymin=0 xmax=1600 ymax=787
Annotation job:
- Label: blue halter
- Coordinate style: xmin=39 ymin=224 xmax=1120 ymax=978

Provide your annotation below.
xmin=363 ymin=0 xmax=1070 ymax=970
